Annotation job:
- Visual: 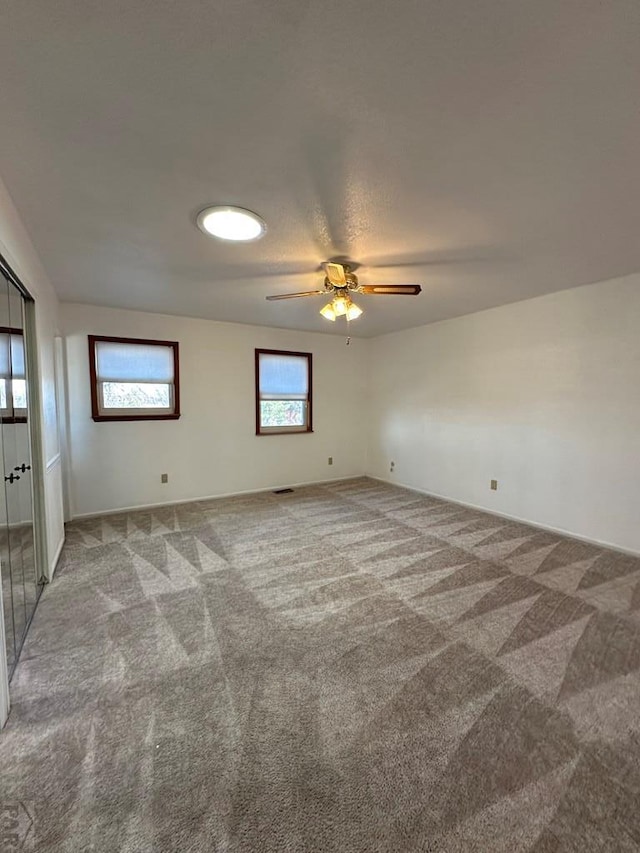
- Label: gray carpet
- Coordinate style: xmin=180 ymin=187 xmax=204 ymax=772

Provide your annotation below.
xmin=2 ymin=477 xmax=640 ymax=851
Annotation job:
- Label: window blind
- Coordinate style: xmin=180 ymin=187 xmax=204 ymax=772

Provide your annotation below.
xmin=0 ymin=333 xmax=25 ymax=379
xmin=95 ymin=340 xmax=174 ymax=383
xmin=258 ymin=352 xmax=309 ymax=400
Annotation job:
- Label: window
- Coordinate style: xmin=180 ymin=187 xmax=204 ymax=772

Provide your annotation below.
xmin=255 ymin=349 xmax=312 ymax=435
xmin=0 ymin=328 xmax=27 ymax=423
xmin=88 ymin=335 xmax=180 ymax=421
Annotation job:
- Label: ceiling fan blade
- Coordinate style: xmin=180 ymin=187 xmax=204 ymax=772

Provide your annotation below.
xmin=358 ymin=285 xmax=422 ymax=295
xmin=324 ymin=262 xmax=347 ymax=286
xmin=265 ymin=290 xmax=326 ymax=301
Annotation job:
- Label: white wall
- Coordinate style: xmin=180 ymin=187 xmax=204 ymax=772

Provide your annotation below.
xmin=367 ymin=273 xmax=640 ymax=554
xmin=0 ymin=177 xmax=65 ymax=575
xmin=62 ymin=304 xmax=369 ymax=516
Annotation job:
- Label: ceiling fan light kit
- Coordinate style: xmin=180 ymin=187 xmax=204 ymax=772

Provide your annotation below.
xmin=320 ymin=302 xmax=337 ymax=321
xmin=319 ymin=294 xmax=363 ymax=322
xmin=345 ymin=301 xmax=363 ymax=321
xmin=266 ymin=262 xmax=422 ymax=324
xmin=332 ymin=295 xmax=349 ymax=317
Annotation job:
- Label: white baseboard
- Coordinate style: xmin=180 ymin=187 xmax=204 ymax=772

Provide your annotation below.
xmin=70 ymin=475 xmax=366 ymax=520
xmin=6 ymin=520 xmax=34 ymax=530
xmin=370 ymin=475 xmax=640 ymax=558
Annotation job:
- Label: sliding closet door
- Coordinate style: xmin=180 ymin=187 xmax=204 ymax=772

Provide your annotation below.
xmin=9 ymin=288 xmax=37 ymax=620
xmin=0 ymin=272 xmax=22 ymax=671
xmin=0 ymin=293 xmax=13 ymax=670
xmin=0 ymin=272 xmax=39 ymax=677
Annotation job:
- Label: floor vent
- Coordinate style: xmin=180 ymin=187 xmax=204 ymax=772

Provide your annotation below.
xmin=273 ymin=488 xmax=294 ymax=495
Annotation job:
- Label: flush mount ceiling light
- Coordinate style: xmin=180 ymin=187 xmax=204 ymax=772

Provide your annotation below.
xmin=196 ymin=206 xmax=266 ymax=242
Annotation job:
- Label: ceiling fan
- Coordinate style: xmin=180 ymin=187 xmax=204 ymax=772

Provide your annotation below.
xmin=265 ymin=262 xmax=422 ymax=322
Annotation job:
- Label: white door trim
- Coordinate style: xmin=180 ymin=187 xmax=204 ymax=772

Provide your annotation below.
xmin=54 ymin=335 xmax=72 ymax=523
xmin=23 ymin=299 xmax=49 ymax=583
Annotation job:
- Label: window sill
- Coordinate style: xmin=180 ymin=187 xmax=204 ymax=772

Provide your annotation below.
xmin=92 ymin=413 xmax=181 ymax=422
xmin=256 ymin=428 xmax=314 ymax=436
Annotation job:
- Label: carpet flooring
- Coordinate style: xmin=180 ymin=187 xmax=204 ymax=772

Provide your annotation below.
xmin=2 ymin=477 xmax=640 ymax=851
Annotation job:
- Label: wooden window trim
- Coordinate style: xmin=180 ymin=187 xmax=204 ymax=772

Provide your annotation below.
xmin=88 ymin=335 xmax=180 ymax=422
xmin=255 ymin=348 xmax=313 ymax=436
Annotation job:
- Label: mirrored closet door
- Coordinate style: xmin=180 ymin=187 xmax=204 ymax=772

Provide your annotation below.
xmin=0 ymin=269 xmax=40 ymax=680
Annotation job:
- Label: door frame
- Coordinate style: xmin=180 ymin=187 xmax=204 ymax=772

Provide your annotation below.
xmin=54 ymin=335 xmax=72 ymax=523
xmin=23 ymin=299 xmax=48 ymax=583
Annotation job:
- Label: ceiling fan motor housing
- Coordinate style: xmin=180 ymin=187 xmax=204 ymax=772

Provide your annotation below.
xmin=324 ymin=268 xmax=359 ymax=292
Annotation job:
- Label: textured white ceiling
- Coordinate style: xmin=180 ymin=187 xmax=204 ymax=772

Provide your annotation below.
xmin=0 ymin=0 xmax=639 ymax=337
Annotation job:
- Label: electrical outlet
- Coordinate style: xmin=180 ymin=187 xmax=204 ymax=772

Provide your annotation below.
xmin=328 ymin=456 xmax=333 ymax=466
xmin=390 ymin=461 xmax=395 ymax=473
xmin=490 ymin=479 xmax=498 ymax=491
xmin=161 ymin=473 xmax=168 ymax=484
